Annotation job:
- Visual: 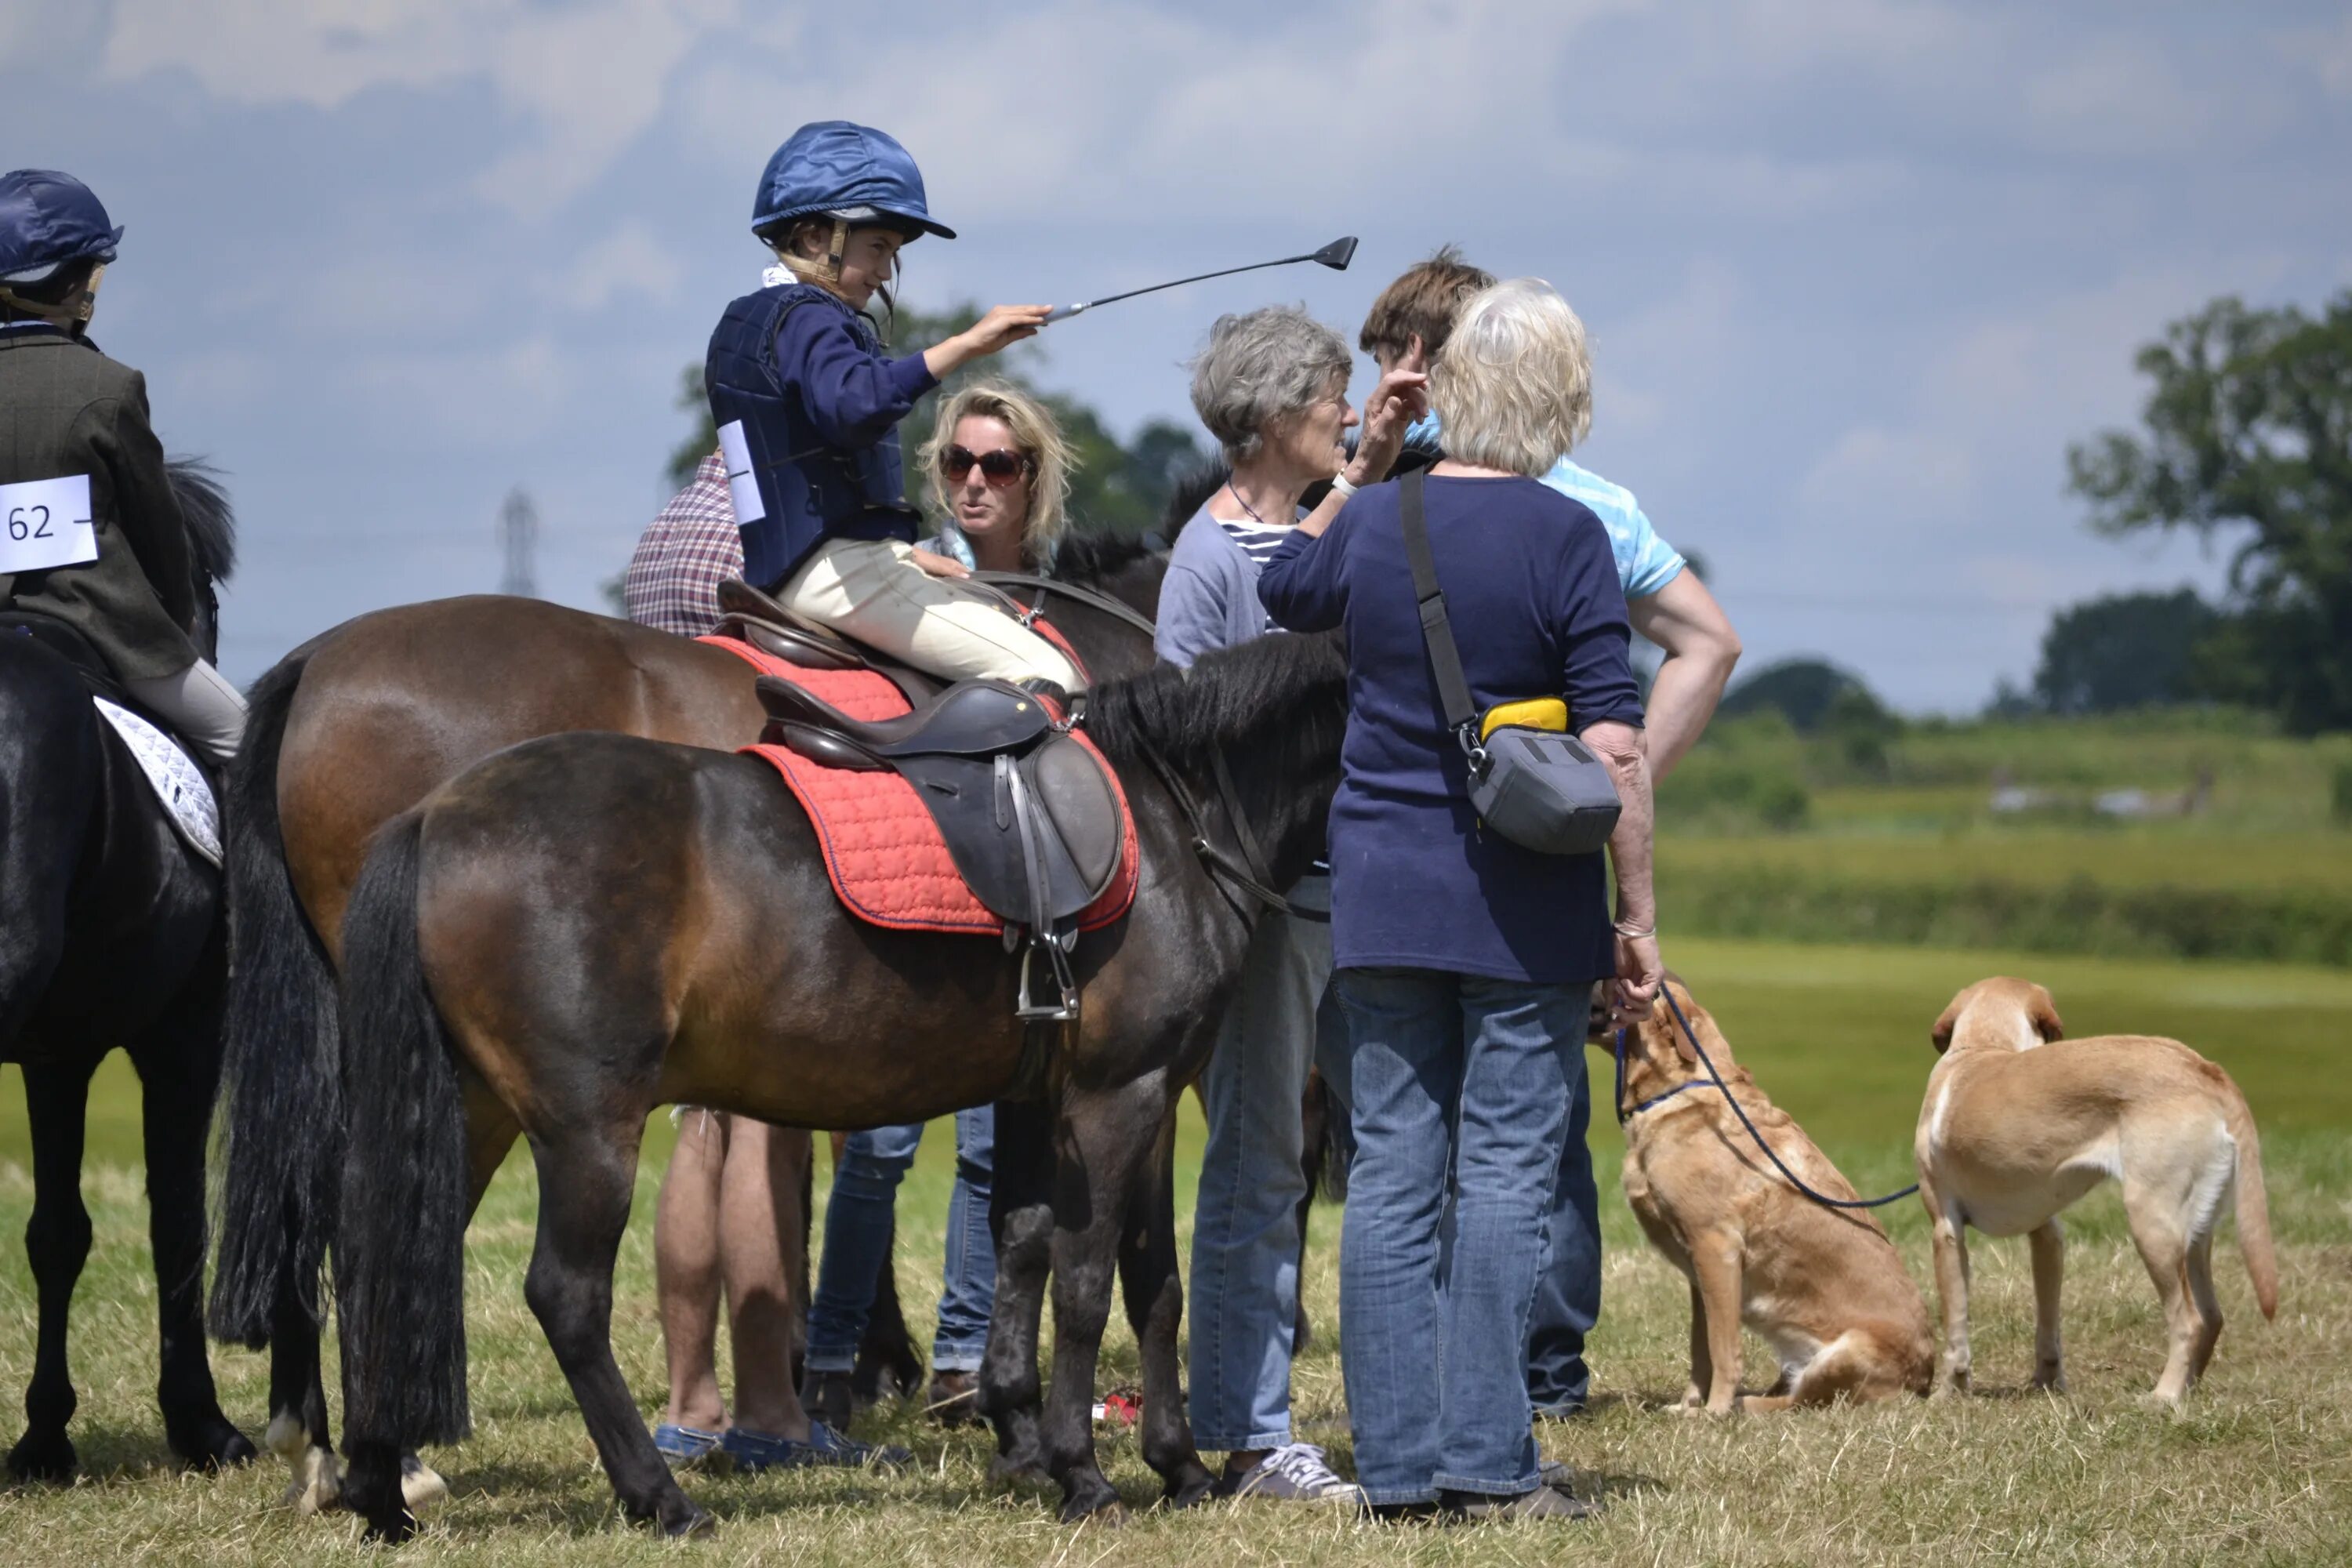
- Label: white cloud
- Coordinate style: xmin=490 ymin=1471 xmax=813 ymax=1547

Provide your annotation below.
xmin=556 ymin=223 xmax=684 ymax=311
xmin=101 ymin=0 xmax=740 ymax=215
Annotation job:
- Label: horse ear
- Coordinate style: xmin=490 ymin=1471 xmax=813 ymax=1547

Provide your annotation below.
xmin=2030 ymin=987 xmax=2065 ymax=1044
xmin=1931 ymin=998 xmax=1961 ymax=1054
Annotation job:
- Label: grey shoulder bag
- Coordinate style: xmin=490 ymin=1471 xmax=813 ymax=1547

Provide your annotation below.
xmin=1400 ymin=469 xmax=1623 ymax=855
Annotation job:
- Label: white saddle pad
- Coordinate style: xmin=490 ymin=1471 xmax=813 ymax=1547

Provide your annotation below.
xmin=92 ymin=695 xmax=223 ymax=867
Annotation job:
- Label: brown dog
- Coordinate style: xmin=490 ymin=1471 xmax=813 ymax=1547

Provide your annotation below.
xmin=1915 ymin=978 xmax=2278 ymax=1406
xmin=1612 ymin=982 xmax=1933 ymax=1412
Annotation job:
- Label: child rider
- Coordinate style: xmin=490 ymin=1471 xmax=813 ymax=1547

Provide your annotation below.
xmin=705 ymin=122 xmax=1080 ymax=692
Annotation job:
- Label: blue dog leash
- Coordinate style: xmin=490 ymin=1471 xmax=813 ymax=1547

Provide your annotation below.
xmin=1615 ymin=986 xmax=1921 ymax=1213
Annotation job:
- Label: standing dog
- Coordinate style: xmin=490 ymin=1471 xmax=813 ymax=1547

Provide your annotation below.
xmin=1915 ymin=978 xmax=2278 ymax=1406
xmin=1613 ymin=982 xmax=1933 ymax=1412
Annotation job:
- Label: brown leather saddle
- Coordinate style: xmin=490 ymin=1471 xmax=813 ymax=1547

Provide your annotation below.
xmin=713 ymin=579 xmax=942 ymax=706
xmin=727 ymin=580 xmax=1125 ymax=1021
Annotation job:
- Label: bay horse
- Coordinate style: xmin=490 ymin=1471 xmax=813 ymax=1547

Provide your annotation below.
xmin=328 ymin=630 xmax=1348 ymax=1539
xmin=1 ymin=461 xmax=256 ymax=1479
xmin=204 ymin=537 xmax=1169 ymax=1505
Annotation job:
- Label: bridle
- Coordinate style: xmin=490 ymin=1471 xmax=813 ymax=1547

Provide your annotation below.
xmin=973 ymin=568 xmax=1327 ymax=925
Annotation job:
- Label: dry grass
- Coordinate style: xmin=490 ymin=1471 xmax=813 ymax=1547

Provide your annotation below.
xmin=5 ymin=938 xmax=2350 ymax=1565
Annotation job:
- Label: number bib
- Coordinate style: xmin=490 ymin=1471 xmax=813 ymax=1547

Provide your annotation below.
xmin=0 ymin=474 xmax=98 ymax=574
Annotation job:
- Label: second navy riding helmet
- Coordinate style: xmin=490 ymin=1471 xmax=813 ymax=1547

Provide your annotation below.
xmin=0 ymin=169 xmax=124 ymax=285
xmin=750 ymin=122 xmax=955 ymax=242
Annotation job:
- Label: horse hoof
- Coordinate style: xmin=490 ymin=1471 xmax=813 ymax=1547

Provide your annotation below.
xmin=1058 ymin=1491 xmax=1126 ymax=1526
xmin=1161 ymin=1472 xmax=1217 ymax=1510
xmin=401 ymin=1455 xmax=450 ymax=1511
xmin=989 ymin=1453 xmax=1051 ymax=1489
xmin=661 ymin=1501 xmax=717 ymax=1538
xmin=362 ymin=1510 xmax=418 ymax=1544
xmin=280 ymin=1444 xmax=343 ymax=1515
xmin=6 ymin=1429 xmax=77 ymax=1483
xmin=172 ymin=1417 xmax=259 ymax=1472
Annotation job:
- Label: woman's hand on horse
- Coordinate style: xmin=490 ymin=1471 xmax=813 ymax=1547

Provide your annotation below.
xmin=1345 ymin=368 xmax=1432 ymax=487
xmin=911 ymin=547 xmax=971 ymax=579
xmin=1610 ymin=931 xmax=1664 ymax=1018
xmin=927 ymin=305 xmax=1053 ymax=379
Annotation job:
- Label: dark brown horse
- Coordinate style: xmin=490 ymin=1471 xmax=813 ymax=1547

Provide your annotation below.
xmin=205 ymin=538 xmax=1169 ymax=1508
xmin=326 ymin=631 xmax=1348 ymax=1539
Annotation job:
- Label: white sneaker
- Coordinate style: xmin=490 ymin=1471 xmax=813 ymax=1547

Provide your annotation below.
xmin=1221 ymin=1443 xmax=1368 ymax=1507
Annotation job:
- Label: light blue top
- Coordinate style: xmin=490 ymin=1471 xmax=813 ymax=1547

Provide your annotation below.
xmin=1405 ymin=413 xmax=1684 ymax=598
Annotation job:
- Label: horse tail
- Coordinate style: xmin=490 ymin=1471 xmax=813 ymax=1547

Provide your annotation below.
xmin=209 ymin=641 xmax=344 ymax=1347
xmin=333 ymin=810 xmax=471 ymax=1446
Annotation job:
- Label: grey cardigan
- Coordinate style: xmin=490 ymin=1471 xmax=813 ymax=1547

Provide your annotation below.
xmin=1153 ymin=505 xmax=1277 ymax=669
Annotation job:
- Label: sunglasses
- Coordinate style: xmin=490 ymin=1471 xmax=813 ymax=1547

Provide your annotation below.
xmin=941 ymin=445 xmax=1032 ymax=486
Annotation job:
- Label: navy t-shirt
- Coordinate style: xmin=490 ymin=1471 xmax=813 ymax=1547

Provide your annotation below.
xmin=1258 ymin=474 xmax=1642 ymax=985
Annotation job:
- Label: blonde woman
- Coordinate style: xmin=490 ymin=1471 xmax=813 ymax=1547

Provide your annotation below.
xmin=916 ymin=381 xmax=1075 ymax=574
xmin=1260 ymin=278 xmax=1661 ymax=1522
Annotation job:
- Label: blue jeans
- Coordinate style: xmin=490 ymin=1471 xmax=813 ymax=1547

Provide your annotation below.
xmin=1527 ymin=1070 xmax=1601 ymax=1413
xmin=806 ymin=1106 xmax=996 ymax=1374
xmin=1187 ymin=886 xmax=1331 ymax=1453
xmin=1336 ymin=967 xmax=1589 ymax=1504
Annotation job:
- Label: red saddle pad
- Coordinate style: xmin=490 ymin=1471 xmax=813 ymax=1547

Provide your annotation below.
xmin=699 ymin=635 xmax=1138 ymax=937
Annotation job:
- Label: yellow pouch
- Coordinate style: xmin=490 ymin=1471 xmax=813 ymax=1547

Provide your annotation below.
xmin=1479 ymin=697 xmax=1568 ymax=742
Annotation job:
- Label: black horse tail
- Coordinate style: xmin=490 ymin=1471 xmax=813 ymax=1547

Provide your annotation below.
xmin=333 ymin=811 xmax=470 ymax=1447
xmin=209 ymin=642 xmax=344 ymax=1346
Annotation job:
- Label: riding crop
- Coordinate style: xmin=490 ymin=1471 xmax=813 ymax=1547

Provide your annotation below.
xmin=1042 ymin=236 xmax=1358 ymax=325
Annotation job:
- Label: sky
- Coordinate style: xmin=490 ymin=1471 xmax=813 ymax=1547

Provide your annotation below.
xmin=5 ymin=0 xmax=2348 ymax=709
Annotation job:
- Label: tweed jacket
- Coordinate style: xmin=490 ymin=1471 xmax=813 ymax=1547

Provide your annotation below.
xmin=0 ymin=325 xmax=201 ymax=681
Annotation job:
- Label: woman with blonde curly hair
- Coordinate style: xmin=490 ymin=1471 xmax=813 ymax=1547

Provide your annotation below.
xmin=916 ymin=380 xmax=1075 ymax=573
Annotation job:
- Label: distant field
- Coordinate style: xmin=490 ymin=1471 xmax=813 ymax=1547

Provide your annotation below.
xmin=1666 ymin=830 xmax=2352 ymax=895
xmin=2 ymin=935 xmax=2348 ymax=1566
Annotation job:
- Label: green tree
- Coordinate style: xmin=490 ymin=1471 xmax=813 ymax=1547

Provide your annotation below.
xmin=2031 ymin=588 xmax=2218 ymax=714
xmin=1718 ymin=658 xmax=1883 ymax=733
xmin=2067 ymin=292 xmax=2352 ymax=734
xmin=665 ymin=299 xmax=1204 ymax=535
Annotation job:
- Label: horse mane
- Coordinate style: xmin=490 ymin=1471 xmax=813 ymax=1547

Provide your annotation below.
xmin=1051 ymin=525 xmax=1161 ymax=589
xmin=1086 ymin=630 xmax=1348 ymax=774
xmin=1159 ymin=460 xmax=1230 ymax=537
xmin=168 ymin=456 xmax=237 ymax=585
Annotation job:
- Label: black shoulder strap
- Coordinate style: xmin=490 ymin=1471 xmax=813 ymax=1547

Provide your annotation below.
xmin=1399 ymin=470 xmax=1476 ymax=733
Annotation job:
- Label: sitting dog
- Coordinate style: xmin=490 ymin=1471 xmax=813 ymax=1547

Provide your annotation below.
xmin=1915 ymin=977 xmax=2278 ymax=1406
xmin=1610 ymin=981 xmax=1933 ymax=1412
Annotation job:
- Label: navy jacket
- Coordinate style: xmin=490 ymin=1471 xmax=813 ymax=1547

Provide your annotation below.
xmin=1259 ymin=475 xmax=1643 ymax=985
xmin=704 ymin=283 xmax=935 ymax=587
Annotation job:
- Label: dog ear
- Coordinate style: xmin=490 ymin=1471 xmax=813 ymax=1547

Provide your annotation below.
xmin=2030 ymin=987 xmax=2065 ymax=1043
xmin=1663 ymin=989 xmax=1700 ymax=1065
xmin=1930 ymin=998 xmax=1960 ymax=1054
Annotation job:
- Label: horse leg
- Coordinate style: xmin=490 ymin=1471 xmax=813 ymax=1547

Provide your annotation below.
xmin=127 ymin=1009 xmax=256 ymax=1471
xmin=980 ymin=1095 xmax=1055 ymax=1485
xmin=1119 ymin=1103 xmax=1214 ymax=1508
xmin=265 ymin=1266 xmax=339 ymax=1512
xmin=524 ymin=1123 xmax=710 ymax=1536
xmin=7 ymin=1062 xmax=92 ymax=1482
xmin=1041 ymin=1076 xmax=1168 ymax=1523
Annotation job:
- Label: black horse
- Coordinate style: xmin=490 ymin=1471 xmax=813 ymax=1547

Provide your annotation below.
xmin=325 ymin=630 xmax=1348 ymax=1539
xmin=1 ymin=461 xmax=256 ymax=1480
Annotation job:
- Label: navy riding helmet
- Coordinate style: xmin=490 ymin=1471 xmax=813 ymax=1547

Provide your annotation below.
xmin=0 ymin=169 xmax=123 ymax=285
xmin=751 ymin=122 xmax=955 ymax=241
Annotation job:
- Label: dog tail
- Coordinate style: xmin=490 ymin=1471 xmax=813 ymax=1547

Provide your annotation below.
xmin=2210 ymin=1062 xmax=2278 ymax=1320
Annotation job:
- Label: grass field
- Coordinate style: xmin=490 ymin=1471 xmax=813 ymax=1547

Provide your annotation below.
xmin=5 ymin=935 xmax=2350 ymax=1563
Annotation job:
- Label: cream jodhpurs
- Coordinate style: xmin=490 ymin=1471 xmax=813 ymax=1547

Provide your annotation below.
xmin=125 ymin=656 xmax=247 ymax=767
xmin=777 ymin=538 xmax=1084 ymax=691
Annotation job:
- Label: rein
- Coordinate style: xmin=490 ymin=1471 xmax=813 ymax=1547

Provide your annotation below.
xmin=1617 ymin=987 xmax=1919 ymax=1213
xmin=974 ymin=568 xmax=1327 ymax=926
